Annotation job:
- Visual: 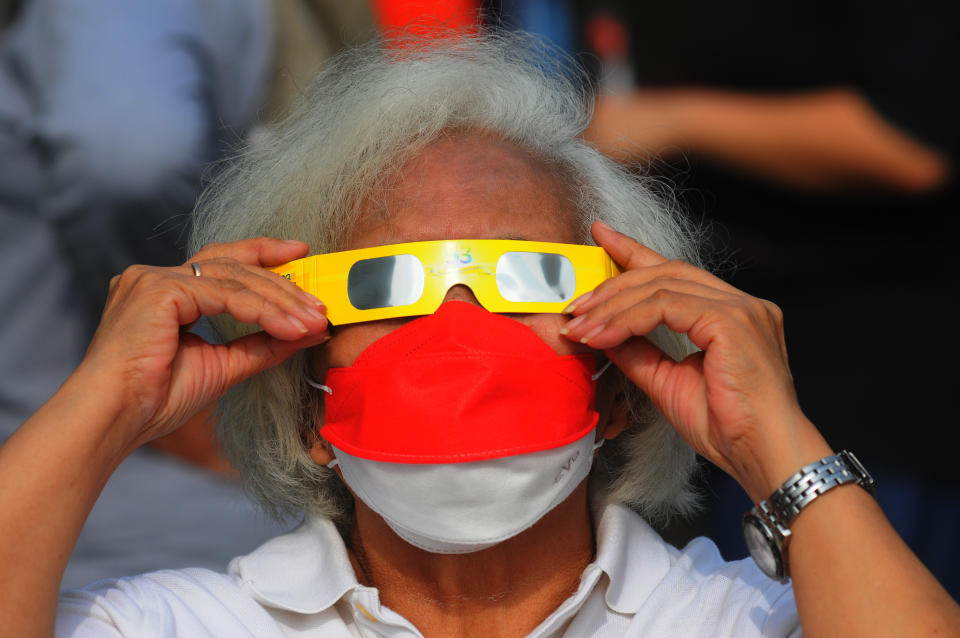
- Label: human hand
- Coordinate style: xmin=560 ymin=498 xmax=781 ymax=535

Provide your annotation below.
xmin=79 ymin=238 xmax=330 ymax=454
xmin=561 ymin=221 xmax=822 ymax=500
xmin=584 ymin=91 xmax=687 ymax=163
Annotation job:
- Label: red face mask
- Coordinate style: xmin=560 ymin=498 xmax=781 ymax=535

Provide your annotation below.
xmin=320 ymin=301 xmax=599 ymax=464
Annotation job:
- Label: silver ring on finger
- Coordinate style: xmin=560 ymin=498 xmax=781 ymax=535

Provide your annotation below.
xmin=191 ymin=262 xmax=202 ymax=277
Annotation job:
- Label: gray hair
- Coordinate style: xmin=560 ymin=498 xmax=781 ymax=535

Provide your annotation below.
xmin=190 ymin=31 xmax=702 ymax=526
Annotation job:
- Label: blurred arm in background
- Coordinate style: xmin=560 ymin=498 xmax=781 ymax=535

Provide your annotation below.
xmin=585 ymin=87 xmax=949 ymax=194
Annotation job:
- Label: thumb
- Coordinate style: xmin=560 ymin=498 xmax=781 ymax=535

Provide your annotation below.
xmin=605 ymin=335 xmax=677 ymax=397
xmin=217 ymin=331 xmax=329 ymax=390
xmin=607 ymin=335 xmax=708 ymax=435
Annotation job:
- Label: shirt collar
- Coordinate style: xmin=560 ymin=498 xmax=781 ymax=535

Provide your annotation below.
xmin=228 ymin=515 xmax=362 ymax=614
xmin=592 ymin=503 xmax=675 ymax=614
xmin=229 ymin=503 xmax=673 ymax=617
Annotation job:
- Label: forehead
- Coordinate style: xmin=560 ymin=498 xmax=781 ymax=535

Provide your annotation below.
xmin=345 ymin=134 xmax=582 ymax=250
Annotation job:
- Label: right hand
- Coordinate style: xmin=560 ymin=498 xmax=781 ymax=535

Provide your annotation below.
xmin=562 ymin=222 xmax=820 ymax=501
xmin=79 ymin=237 xmax=330 ymax=452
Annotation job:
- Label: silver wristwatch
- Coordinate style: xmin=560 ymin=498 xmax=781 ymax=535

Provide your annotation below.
xmin=742 ymin=450 xmax=876 ymax=582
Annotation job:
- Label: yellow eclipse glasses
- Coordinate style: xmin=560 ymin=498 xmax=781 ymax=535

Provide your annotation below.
xmin=270 ymin=239 xmax=622 ymax=325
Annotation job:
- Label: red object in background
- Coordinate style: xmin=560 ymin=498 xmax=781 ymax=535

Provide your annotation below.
xmin=585 ymin=12 xmax=629 ymax=59
xmin=372 ymin=0 xmax=480 ymax=37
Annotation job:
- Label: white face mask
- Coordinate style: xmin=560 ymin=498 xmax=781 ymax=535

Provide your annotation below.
xmin=329 ymin=430 xmax=603 ymax=554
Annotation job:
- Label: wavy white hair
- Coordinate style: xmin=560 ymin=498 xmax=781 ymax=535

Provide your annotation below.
xmin=190 ymin=31 xmax=702 ymax=526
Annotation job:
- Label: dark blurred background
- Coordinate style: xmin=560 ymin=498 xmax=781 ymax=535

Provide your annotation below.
xmin=491 ymin=0 xmax=959 ymax=598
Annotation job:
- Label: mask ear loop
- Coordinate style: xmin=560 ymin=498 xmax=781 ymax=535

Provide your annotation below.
xmin=591 ymin=359 xmax=613 ymax=381
xmin=305 ymin=375 xmax=333 ymax=395
xmin=304 ymin=374 xmax=337 ymax=468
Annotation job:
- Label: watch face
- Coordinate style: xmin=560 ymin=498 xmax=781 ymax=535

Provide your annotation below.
xmin=743 ymin=516 xmax=782 ymax=580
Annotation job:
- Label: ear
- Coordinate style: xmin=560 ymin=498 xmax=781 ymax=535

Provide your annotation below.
xmin=309 ymin=431 xmax=345 ymax=480
xmin=309 ymin=432 xmax=335 ymax=466
xmin=600 ymin=392 xmax=630 ymax=441
xmin=307 ymin=393 xmax=337 ymax=466
xmin=307 ymin=346 xmax=335 ymax=466
xmin=594 ymin=371 xmax=630 ymax=442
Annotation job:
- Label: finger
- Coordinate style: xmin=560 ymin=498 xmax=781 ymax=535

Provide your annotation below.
xmin=160 ymin=330 xmax=330 ymax=424
xmin=568 ymin=288 xmax=737 ymax=351
xmin=108 ymin=264 xmax=328 ymax=340
xmin=590 ymin=220 xmax=669 ymax=270
xmin=188 ymin=276 xmax=329 ymax=340
xmin=605 ymin=336 xmax=708 ymax=423
xmin=605 ymin=336 xmax=750 ymax=480
xmin=183 ymin=258 xmax=328 ymax=329
xmin=605 ymin=335 xmax=673 ymax=392
xmin=567 ymin=258 xmax=742 ymax=317
xmin=130 ymin=271 xmax=326 ymax=341
xmin=190 ymin=237 xmax=310 ymax=268
xmin=215 ymin=330 xmax=331 ymax=391
xmin=562 ymin=278 xmax=738 ymax=343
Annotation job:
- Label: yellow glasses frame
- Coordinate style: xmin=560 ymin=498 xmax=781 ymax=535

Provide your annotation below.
xmin=269 ymin=239 xmax=621 ymax=325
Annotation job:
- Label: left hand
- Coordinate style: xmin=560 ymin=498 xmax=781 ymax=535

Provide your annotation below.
xmin=79 ymin=238 xmax=330 ymax=453
xmin=561 ymin=221 xmax=817 ymax=499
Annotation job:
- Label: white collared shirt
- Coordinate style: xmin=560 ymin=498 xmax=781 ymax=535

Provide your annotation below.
xmin=57 ymin=505 xmax=800 ymax=637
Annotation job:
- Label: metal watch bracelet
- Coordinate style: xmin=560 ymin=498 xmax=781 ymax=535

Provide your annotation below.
xmin=769 ymin=450 xmax=876 ymax=526
xmin=743 ymin=450 xmax=877 ymax=582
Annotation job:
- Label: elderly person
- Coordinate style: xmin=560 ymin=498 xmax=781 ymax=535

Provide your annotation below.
xmin=1 ymin=32 xmax=957 ymax=638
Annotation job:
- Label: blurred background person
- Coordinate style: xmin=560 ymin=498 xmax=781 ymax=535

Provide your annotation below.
xmin=0 ymin=0 xmax=374 ymax=587
xmin=493 ymin=0 xmax=959 ymax=598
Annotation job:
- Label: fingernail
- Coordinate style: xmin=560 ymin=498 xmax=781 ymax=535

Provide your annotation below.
xmin=594 ymin=220 xmax=615 ymax=232
xmin=561 ymin=314 xmax=587 ymax=335
xmin=303 ymin=292 xmax=325 ymax=308
xmin=304 ymin=305 xmax=328 ymax=324
xmin=287 ymin=315 xmax=309 ymax=333
xmin=562 ymin=291 xmax=592 ymax=315
xmin=282 ymin=239 xmax=306 ymax=246
xmin=580 ymin=324 xmax=606 ymax=344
